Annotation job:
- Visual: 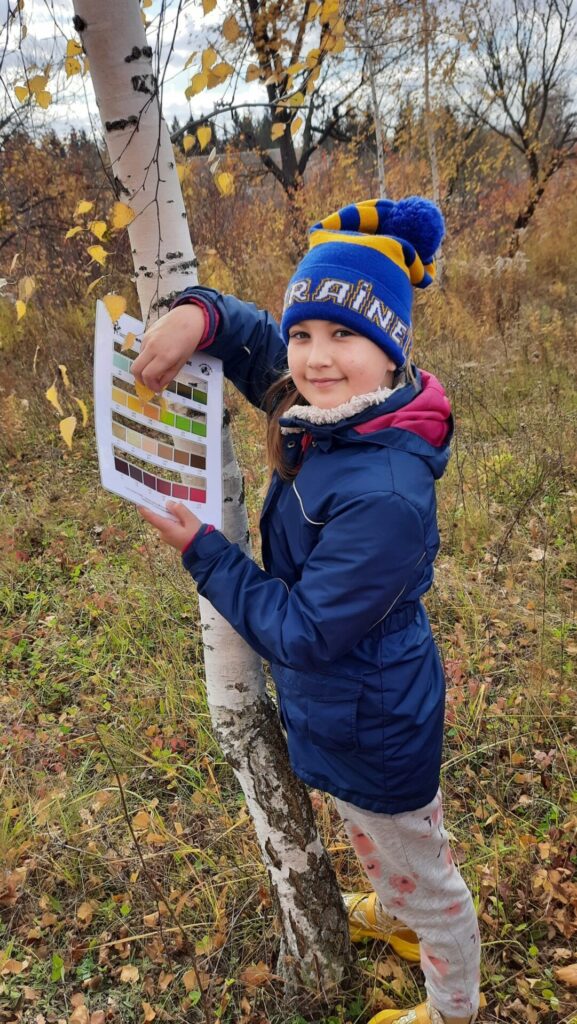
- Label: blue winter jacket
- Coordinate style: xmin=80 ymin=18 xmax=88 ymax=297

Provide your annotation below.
xmin=178 ymin=288 xmax=453 ymax=813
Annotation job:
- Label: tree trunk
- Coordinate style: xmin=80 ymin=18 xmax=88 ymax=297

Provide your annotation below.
xmin=362 ymin=0 xmax=386 ymax=197
xmin=71 ymin=0 xmax=354 ymax=1001
xmin=421 ymin=0 xmax=442 ymax=280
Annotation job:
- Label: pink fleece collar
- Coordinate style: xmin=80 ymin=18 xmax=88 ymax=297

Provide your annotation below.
xmin=354 ymin=371 xmax=452 ymax=447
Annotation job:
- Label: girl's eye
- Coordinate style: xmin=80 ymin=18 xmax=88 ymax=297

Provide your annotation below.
xmin=288 ymin=332 xmax=308 ymax=341
xmin=334 ymin=329 xmax=353 ymax=338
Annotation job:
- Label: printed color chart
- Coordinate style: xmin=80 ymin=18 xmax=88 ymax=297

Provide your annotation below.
xmin=94 ymin=301 xmax=223 ymax=526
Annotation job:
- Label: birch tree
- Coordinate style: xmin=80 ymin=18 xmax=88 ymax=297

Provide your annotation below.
xmin=69 ymin=0 xmax=353 ymax=1003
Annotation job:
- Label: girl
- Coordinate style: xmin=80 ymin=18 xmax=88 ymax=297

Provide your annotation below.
xmin=133 ymin=197 xmax=481 ymax=1024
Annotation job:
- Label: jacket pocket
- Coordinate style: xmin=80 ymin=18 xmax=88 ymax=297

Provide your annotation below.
xmin=274 ymin=667 xmax=362 ymax=752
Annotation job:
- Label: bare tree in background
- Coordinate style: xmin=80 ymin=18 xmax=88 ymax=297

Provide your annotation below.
xmin=456 ymin=0 xmax=577 ymax=253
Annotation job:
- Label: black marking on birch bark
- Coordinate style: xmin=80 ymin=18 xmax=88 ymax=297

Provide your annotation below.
xmin=224 ymin=496 xmax=233 ymax=503
xmin=245 ymin=530 xmax=250 ymax=544
xmin=168 ymin=259 xmax=198 ymax=274
xmin=113 ymin=176 xmax=131 ymax=197
xmin=265 ymin=837 xmax=282 ymax=870
xmin=138 ymin=265 xmax=147 ymax=271
xmin=131 ymin=73 xmax=157 ymax=95
xmin=125 ymin=45 xmax=153 ymax=62
xmin=288 ymin=910 xmax=307 ymax=958
xmin=222 ymin=408 xmax=231 ymax=427
xmin=106 ymin=116 xmax=138 ymax=132
xmin=166 ymin=251 xmax=183 ymax=259
xmin=238 ymin=477 xmax=245 ymax=506
xmin=144 ymin=271 xmax=154 ymax=278
xmin=72 ymin=15 xmax=86 ymax=31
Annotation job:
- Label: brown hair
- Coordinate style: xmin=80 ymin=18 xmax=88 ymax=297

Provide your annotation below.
xmin=264 ymin=371 xmax=308 ymax=481
xmin=263 ymin=362 xmax=417 ymax=481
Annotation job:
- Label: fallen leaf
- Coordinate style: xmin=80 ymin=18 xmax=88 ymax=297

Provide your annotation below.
xmin=69 ymin=1004 xmax=89 ymax=1024
xmin=141 ymin=1003 xmax=156 ymax=1022
xmin=76 ymin=902 xmax=93 ymax=925
xmin=59 ymin=415 xmax=77 ymax=449
xmin=59 ymin=364 xmax=72 ymax=390
xmin=120 ymin=964 xmax=139 ymax=983
xmin=529 ymin=547 xmax=545 ymax=561
xmin=73 ymin=398 xmax=89 ymax=426
xmin=16 ymin=299 xmax=26 ymax=321
xmin=45 ymin=383 xmax=64 ymax=416
xmin=75 ymin=200 xmax=94 ymax=216
xmin=1 ymin=957 xmax=29 ymax=975
xmin=555 ymin=963 xmax=577 ymax=986
xmin=239 ymin=960 xmax=272 ymax=988
xmin=87 ymin=245 xmax=108 ymax=266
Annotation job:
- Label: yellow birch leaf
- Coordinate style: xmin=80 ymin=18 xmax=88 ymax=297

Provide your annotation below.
xmin=184 ymin=51 xmax=198 ymax=70
xmin=329 ymin=35 xmax=345 ymax=53
xmin=176 ymin=164 xmax=186 ymax=183
xmin=206 ymin=69 xmax=220 ymax=89
xmin=122 ymin=331 xmax=137 ymax=352
xmin=223 ymin=14 xmax=241 ymax=41
xmin=197 ymin=125 xmax=211 ymax=151
xmin=74 ymin=200 xmax=94 ymax=216
xmin=65 ymin=56 xmax=81 ymax=77
xmin=320 ymin=0 xmax=339 ymax=19
xmin=36 ymin=90 xmax=52 ymax=109
xmin=246 ymin=63 xmax=260 ymax=82
xmin=201 ymin=46 xmax=217 ymax=70
xmin=212 ymin=61 xmax=233 ymax=81
xmin=142 ymin=1003 xmax=156 ymax=1023
xmin=89 ymin=220 xmax=107 ymax=240
xmin=111 ymin=201 xmax=135 ymax=229
xmin=332 ymin=16 xmax=346 ymax=34
xmin=306 ymin=1 xmax=320 ymax=18
xmin=46 ymin=384 xmax=63 ymax=415
xmin=28 ymin=73 xmax=48 ymax=94
xmin=271 ymin=122 xmax=286 ymax=141
xmin=87 ymin=245 xmax=108 ymax=266
xmin=15 ymin=84 xmax=29 ymax=103
xmin=103 ymin=294 xmax=126 ymax=322
xmin=59 ymin=415 xmax=76 ymax=449
xmin=286 ymin=61 xmax=306 ymax=74
xmin=186 ymin=71 xmax=207 ymax=97
xmin=86 ymin=276 xmax=105 ymax=295
xmin=66 ymin=39 xmax=83 ymax=56
xmin=215 ymin=172 xmax=235 ymax=196
xmin=18 ymin=276 xmax=35 ymax=301
xmin=142 ymin=0 xmax=153 ymax=7
xmin=16 ymin=300 xmax=26 ymax=321
xmin=287 ymin=91 xmax=305 ymax=106
xmin=306 ymin=47 xmax=320 ymax=67
xmin=65 ymin=226 xmax=83 ymax=239
xmin=73 ymin=397 xmax=88 ymax=426
xmin=58 ymin=364 xmax=72 ymax=390
xmin=202 ymin=0 xmax=216 ymax=13
xmin=291 ymin=116 xmax=304 ymax=136
xmin=135 ymin=381 xmax=156 ymax=402
xmin=183 ymin=135 xmax=195 ymax=152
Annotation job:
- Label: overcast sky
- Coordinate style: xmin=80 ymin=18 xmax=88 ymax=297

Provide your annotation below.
xmin=1 ymin=0 xmax=269 ymax=139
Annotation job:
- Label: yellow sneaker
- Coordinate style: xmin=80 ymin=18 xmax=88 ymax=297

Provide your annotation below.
xmin=368 ymin=1003 xmax=475 ymax=1024
xmin=343 ymin=891 xmax=421 ymax=963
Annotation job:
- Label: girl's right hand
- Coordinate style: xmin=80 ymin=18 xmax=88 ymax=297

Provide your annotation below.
xmin=131 ymin=303 xmax=206 ymax=394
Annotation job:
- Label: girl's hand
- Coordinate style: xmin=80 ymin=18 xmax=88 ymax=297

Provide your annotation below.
xmin=131 ymin=304 xmax=206 ymax=394
xmin=138 ymin=500 xmax=202 ymax=551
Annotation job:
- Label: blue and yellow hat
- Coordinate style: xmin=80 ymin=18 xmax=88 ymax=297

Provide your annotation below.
xmin=280 ymin=196 xmax=445 ymax=367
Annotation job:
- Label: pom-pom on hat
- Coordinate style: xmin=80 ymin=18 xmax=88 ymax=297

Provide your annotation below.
xmin=280 ymin=196 xmax=445 ymax=367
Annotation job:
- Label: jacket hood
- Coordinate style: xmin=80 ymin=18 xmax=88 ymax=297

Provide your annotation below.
xmin=280 ymin=369 xmax=453 ymax=480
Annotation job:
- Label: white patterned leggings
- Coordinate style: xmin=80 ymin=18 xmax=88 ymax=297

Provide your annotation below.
xmin=334 ymin=789 xmax=481 ymax=1020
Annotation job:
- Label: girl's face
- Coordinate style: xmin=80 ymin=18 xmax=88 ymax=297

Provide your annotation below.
xmin=287 ymin=319 xmax=397 ymax=409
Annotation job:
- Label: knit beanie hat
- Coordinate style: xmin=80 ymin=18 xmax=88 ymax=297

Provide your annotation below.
xmin=280 ymin=196 xmax=445 ymax=367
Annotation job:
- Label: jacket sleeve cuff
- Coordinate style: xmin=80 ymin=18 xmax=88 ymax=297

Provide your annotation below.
xmin=170 ymin=292 xmax=220 ymax=350
xmin=181 ymin=523 xmax=215 ymax=560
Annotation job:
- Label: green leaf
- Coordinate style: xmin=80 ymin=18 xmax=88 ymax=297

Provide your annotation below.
xmin=52 ymin=953 xmax=64 ymax=982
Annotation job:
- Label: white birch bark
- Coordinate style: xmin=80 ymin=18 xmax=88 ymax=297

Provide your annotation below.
xmin=72 ymin=0 xmax=353 ymax=998
xmin=421 ymin=0 xmax=443 ymax=279
xmin=362 ymin=0 xmax=387 ymax=197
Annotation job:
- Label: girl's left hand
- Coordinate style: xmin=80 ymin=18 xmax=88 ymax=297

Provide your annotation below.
xmin=138 ymin=501 xmax=202 ymax=551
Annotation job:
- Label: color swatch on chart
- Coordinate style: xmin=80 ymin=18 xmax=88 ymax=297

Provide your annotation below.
xmin=111 ymin=383 xmax=207 ymax=436
xmin=113 ymin=343 xmax=208 ymax=404
xmin=113 ymin=453 xmax=207 ymax=503
xmin=95 ymin=301 xmax=223 ymax=525
xmin=111 ymin=419 xmax=207 ymax=470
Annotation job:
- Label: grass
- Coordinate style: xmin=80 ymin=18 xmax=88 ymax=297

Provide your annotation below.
xmin=1 ymin=279 xmax=577 ymax=1024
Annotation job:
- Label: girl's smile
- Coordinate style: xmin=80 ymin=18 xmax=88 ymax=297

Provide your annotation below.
xmin=287 ymin=319 xmax=397 ymax=408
